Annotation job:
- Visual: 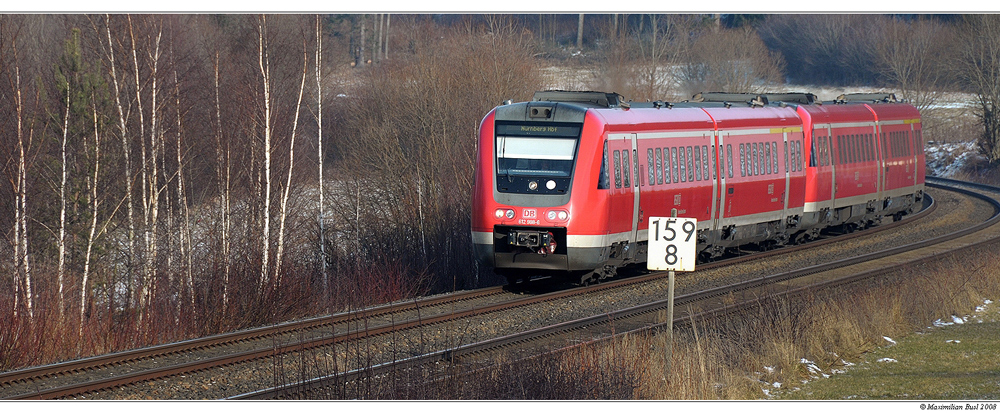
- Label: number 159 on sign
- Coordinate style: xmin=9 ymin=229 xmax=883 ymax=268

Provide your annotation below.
xmin=647 ymin=217 xmax=697 ymax=272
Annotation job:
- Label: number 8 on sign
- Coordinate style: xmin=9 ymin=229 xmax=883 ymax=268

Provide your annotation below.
xmin=647 ymin=217 xmax=697 ymax=272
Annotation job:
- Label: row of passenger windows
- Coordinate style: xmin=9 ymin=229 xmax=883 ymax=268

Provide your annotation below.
xmin=608 ymin=140 xmax=804 ymax=190
xmin=808 ymin=129 xmax=924 ymax=167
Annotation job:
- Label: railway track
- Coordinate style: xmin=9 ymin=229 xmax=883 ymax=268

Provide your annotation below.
xmin=2 ymin=177 xmax=995 ymax=400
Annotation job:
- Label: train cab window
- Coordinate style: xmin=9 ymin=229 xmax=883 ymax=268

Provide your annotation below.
xmin=694 ymin=146 xmax=703 ymax=181
xmin=599 ymin=142 xmax=611 ymax=189
xmin=613 ymin=150 xmax=622 ymax=189
xmin=647 ymin=148 xmax=656 ymax=186
xmin=655 ymin=148 xmax=663 ymax=185
xmin=670 ymin=147 xmax=679 ymax=183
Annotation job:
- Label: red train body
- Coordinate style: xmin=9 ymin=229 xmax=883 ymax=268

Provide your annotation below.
xmin=471 ymin=91 xmax=925 ymax=285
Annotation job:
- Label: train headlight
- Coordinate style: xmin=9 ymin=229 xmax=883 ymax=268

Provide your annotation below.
xmin=546 ymin=210 xmax=569 ymax=222
xmin=496 ymin=209 xmax=515 ymax=220
xmin=546 ymin=180 xmax=556 ymax=190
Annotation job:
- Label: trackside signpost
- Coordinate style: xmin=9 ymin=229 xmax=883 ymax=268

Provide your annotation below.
xmin=648 ymin=210 xmax=697 ymax=372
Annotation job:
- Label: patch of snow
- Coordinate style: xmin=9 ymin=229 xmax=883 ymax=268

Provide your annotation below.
xmin=925 ymin=141 xmax=985 ymax=178
xmin=877 ymin=358 xmax=898 ymax=363
xmin=883 ymin=336 xmax=897 ymax=345
xmin=946 ymin=340 xmax=961 ymax=344
xmin=934 ymin=318 xmax=954 ymax=327
xmin=773 ymin=382 xmax=782 ymax=388
xmin=952 ymin=315 xmax=966 ymax=324
xmin=764 ymin=366 xmax=775 ymax=374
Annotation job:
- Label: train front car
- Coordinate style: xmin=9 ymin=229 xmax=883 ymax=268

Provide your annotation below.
xmin=472 ymin=92 xmax=617 ymax=286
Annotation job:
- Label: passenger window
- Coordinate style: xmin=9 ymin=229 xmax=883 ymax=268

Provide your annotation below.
xmin=613 ymin=149 xmax=622 ymax=189
xmin=685 ymin=147 xmax=693 ymax=182
xmin=770 ymin=142 xmax=776 ymax=174
xmin=633 ymin=150 xmax=639 ymax=187
xmin=647 ymin=148 xmax=656 ymax=186
xmin=739 ymin=144 xmax=746 ymax=177
xmin=757 ymin=142 xmax=764 ymax=175
xmin=671 ymin=147 xmax=679 ymax=183
xmin=694 ymin=146 xmax=703 ymax=181
xmin=664 ymin=147 xmax=673 ymax=184
xmin=726 ymin=144 xmax=734 ymax=179
xmin=622 ymin=150 xmax=631 ymax=188
xmin=784 ymin=141 xmax=789 ymax=173
xmin=764 ymin=143 xmax=771 ymax=175
xmin=678 ymin=147 xmax=687 ymax=182
xmin=705 ymin=146 xmax=713 ymax=180
xmin=655 ymin=148 xmax=663 ymax=185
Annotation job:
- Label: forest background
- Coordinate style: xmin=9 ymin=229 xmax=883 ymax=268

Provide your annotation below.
xmin=2 ymin=14 xmax=997 ymax=370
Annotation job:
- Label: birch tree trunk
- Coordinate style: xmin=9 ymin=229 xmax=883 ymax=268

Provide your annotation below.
xmin=58 ymin=75 xmax=70 ymax=325
xmin=11 ymin=45 xmax=33 ymax=320
xmin=213 ymin=51 xmax=232 ymax=309
xmin=105 ymin=15 xmax=136 ymax=298
xmin=80 ymin=94 xmax=101 ymax=339
xmin=315 ymin=16 xmax=328 ymax=297
xmin=274 ymin=43 xmax=307 ymax=288
xmin=258 ymin=15 xmax=273 ymax=292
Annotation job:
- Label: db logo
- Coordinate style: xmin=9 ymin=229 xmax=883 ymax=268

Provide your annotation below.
xmin=523 ymin=209 xmax=537 ymax=219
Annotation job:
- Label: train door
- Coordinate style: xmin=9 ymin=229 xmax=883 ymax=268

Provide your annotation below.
xmin=875 ymin=122 xmax=885 ymax=202
xmin=781 ymin=131 xmax=791 ymax=226
xmin=607 ymin=134 xmax=636 ymax=246
xmin=629 ymin=133 xmax=641 ymax=244
xmin=712 ymin=131 xmax=723 ymax=234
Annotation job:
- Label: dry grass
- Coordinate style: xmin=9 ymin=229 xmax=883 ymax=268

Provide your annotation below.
xmin=434 ymin=244 xmax=1000 ymax=400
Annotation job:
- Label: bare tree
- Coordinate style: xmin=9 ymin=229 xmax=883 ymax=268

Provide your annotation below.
xmin=6 ymin=33 xmax=34 ymax=320
xmin=257 ymin=15 xmax=273 ymax=292
xmin=315 ymin=16 xmax=328 ymax=297
xmin=955 ymin=15 xmax=1000 ymax=164
xmin=274 ymin=40 xmax=308 ymax=288
xmin=213 ymin=50 xmax=232 ymax=309
xmin=680 ymin=27 xmax=786 ymax=95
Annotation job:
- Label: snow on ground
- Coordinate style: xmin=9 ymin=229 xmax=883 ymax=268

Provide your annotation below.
xmin=762 ymin=298 xmax=997 ymax=399
xmin=925 ymin=140 xmax=984 ymax=178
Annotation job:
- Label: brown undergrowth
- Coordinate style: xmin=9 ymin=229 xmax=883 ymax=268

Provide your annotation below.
xmin=440 ymin=245 xmax=1000 ymax=400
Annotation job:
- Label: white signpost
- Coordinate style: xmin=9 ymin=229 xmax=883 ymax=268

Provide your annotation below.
xmin=648 ymin=211 xmax=697 ymax=372
xmin=647 ymin=216 xmax=698 ymax=272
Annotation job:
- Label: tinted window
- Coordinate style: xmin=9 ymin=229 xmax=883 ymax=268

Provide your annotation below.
xmin=613 ymin=149 xmax=622 ymax=188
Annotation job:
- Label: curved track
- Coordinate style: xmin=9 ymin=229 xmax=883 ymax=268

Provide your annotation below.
xmin=3 ymin=178 xmax=995 ymax=400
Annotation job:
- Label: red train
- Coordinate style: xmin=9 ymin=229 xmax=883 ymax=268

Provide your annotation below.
xmin=471 ymin=91 xmax=925 ymax=285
